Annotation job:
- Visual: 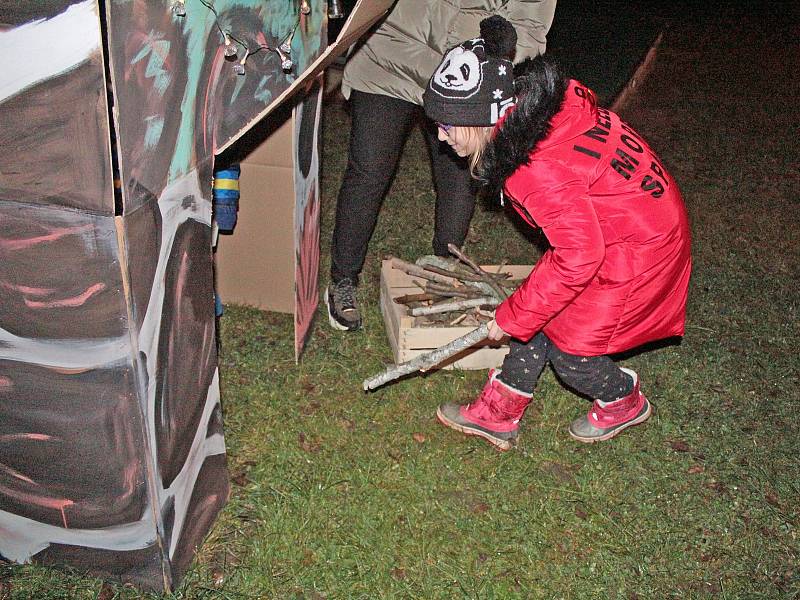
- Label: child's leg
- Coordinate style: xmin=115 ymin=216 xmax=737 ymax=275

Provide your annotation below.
xmin=434 ymin=333 xmax=552 ymax=451
xmin=548 ymin=349 xmax=633 ymax=402
xmin=495 ymin=332 xmax=552 ymax=393
xmin=547 ymin=345 xmax=651 ymax=443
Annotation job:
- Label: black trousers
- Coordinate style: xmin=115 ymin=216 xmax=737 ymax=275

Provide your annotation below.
xmin=498 ymin=333 xmax=634 ymax=403
xmin=330 ymin=90 xmax=476 ymax=284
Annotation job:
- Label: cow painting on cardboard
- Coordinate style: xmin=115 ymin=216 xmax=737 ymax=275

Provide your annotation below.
xmin=0 ymin=0 xmax=394 ymax=591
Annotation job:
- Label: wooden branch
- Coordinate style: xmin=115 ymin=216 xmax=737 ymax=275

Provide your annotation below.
xmin=390 ymin=257 xmax=461 ymax=286
xmin=410 ymin=297 xmax=498 ymax=316
xmin=419 ymin=264 xmax=484 ymax=282
xmin=449 ymin=313 xmax=468 ymax=326
xmin=424 ymin=282 xmax=483 ymax=298
xmin=447 ymin=244 xmax=508 ymax=300
xmin=363 ymin=323 xmax=490 ymax=391
xmin=394 ymin=292 xmax=445 ymax=305
xmin=419 ymin=260 xmax=512 ymax=282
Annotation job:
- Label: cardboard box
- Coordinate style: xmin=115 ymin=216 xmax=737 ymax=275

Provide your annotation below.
xmin=379 ymin=259 xmax=533 ymax=370
xmin=216 ymin=117 xmax=297 ymax=313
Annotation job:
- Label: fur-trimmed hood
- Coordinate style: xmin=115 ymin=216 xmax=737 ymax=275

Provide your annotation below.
xmin=477 ymin=56 xmax=571 ymax=199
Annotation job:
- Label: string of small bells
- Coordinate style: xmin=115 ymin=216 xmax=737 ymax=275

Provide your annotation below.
xmin=171 ymin=0 xmax=322 ymax=76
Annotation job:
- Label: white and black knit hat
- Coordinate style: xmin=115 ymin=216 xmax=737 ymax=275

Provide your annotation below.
xmin=423 ymin=16 xmax=517 ymax=126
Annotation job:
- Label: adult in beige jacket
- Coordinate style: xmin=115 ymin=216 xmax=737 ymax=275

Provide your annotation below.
xmin=326 ymin=0 xmax=556 ymax=331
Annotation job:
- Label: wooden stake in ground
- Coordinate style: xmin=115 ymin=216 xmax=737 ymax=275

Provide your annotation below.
xmin=363 ymin=323 xmax=490 ymax=391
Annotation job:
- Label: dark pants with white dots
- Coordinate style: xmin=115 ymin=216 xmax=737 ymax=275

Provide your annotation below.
xmin=330 ymin=90 xmax=476 ymax=284
xmin=497 ymin=333 xmax=634 ymax=403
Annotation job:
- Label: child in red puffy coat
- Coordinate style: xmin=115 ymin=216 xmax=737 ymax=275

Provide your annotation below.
xmin=422 ymin=16 xmax=691 ymax=448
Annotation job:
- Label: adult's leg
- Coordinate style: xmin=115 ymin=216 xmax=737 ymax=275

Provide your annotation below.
xmin=422 ymin=120 xmax=476 ymax=256
xmin=330 ymin=91 xmax=417 ymax=283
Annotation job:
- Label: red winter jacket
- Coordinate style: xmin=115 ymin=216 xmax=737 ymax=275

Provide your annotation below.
xmin=494 ymin=80 xmax=691 ymax=356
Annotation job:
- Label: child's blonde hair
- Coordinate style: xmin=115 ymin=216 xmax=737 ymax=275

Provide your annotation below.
xmin=464 ymin=126 xmax=494 ymax=177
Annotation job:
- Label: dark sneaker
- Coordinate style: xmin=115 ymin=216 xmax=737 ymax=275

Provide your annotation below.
xmin=436 ymin=369 xmax=532 ymax=451
xmin=568 ymin=367 xmax=652 ymax=443
xmin=325 ymin=278 xmax=362 ymax=331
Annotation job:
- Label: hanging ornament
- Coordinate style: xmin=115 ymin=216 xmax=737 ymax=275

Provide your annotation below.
xmin=277 ymin=48 xmax=293 ymax=73
xmin=233 ymin=52 xmax=248 ymax=75
xmin=328 ymin=0 xmax=344 ymax=19
xmin=223 ymin=33 xmax=238 ymax=58
xmin=300 ymin=0 xmax=311 ymax=15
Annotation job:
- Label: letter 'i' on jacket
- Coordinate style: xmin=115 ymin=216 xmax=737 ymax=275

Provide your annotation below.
xmin=341 ymin=0 xmax=557 ymax=106
xmin=493 ymin=81 xmax=692 ymax=356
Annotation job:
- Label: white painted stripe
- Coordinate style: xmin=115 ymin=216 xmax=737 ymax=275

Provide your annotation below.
xmin=0 ymin=328 xmax=130 ymax=369
xmin=0 ymin=0 xmax=102 ymax=103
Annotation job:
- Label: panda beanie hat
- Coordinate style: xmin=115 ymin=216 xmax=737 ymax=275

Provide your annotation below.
xmin=423 ymin=16 xmax=518 ymax=127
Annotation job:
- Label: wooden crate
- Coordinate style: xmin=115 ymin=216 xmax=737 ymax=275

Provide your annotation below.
xmin=379 ymin=259 xmax=533 ymax=370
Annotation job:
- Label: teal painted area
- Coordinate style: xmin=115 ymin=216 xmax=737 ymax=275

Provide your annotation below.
xmin=147 ymin=40 xmax=172 ymax=96
xmin=131 ymin=31 xmax=172 ymax=98
xmin=167 ymin=7 xmax=213 ymax=182
xmin=253 ymin=74 xmax=273 ymax=104
xmin=144 ymin=115 xmax=164 ymax=149
xmin=167 ymin=0 xmax=325 ymax=182
xmin=231 ymin=73 xmax=247 ymax=103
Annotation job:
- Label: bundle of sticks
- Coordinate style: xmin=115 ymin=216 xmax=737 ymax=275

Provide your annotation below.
xmin=363 ymin=245 xmax=523 ymax=391
xmin=390 ymin=244 xmax=518 ymax=327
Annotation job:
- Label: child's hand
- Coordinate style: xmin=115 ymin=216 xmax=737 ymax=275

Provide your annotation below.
xmin=487 ymin=319 xmax=508 ymax=341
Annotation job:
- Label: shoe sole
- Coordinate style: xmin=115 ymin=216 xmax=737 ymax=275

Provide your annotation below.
xmin=324 ymin=287 xmax=360 ymax=332
xmin=569 ymin=400 xmax=652 ymax=444
xmin=436 ymin=406 xmax=514 ymax=452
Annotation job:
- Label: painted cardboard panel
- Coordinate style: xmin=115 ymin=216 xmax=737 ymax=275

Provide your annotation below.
xmin=217 ymin=0 xmax=397 ymax=154
xmin=214 ymin=0 xmax=393 ymax=359
xmin=215 ymin=133 xmax=297 ymax=313
xmin=0 ymin=0 xmax=113 ymax=214
xmin=115 ymin=181 xmax=228 ymax=590
xmin=105 ymin=0 xmax=327 ymax=215
xmin=0 ymin=0 xmax=392 ymax=590
xmin=0 ymin=360 xmax=147 ymax=530
xmin=33 ymin=543 xmax=164 ymax=591
xmin=0 ymin=200 xmax=126 ymax=340
xmin=215 ymin=80 xmax=321 ymax=359
xmin=293 ymin=81 xmax=323 ymax=360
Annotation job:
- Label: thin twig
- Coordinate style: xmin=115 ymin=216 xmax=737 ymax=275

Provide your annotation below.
xmin=420 ymin=264 xmax=488 ymax=282
xmin=390 ymin=257 xmax=464 ymax=286
xmin=447 ymin=244 xmax=508 ymax=300
xmin=449 ymin=313 xmax=468 ymax=326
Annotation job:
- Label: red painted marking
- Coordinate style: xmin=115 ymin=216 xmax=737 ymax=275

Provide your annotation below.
xmin=24 ymin=282 xmax=106 ymax=309
xmin=0 ymin=224 xmax=93 ymax=252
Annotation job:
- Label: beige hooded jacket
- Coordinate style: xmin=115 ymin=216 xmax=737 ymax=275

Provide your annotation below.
xmin=341 ymin=0 xmax=557 ymax=105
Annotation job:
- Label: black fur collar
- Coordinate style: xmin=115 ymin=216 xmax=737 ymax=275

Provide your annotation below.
xmin=477 ymin=57 xmax=568 ymax=199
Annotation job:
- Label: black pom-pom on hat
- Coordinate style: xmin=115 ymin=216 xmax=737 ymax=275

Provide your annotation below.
xmin=480 ymin=15 xmax=517 ymax=59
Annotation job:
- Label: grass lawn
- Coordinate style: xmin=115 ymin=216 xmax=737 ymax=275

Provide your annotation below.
xmin=2 ymin=2 xmax=798 ymax=599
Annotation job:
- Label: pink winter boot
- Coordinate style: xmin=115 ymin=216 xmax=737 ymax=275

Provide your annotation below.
xmin=568 ymin=367 xmax=652 ymax=443
xmin=436 ymin=369 xmax=532 ymax=451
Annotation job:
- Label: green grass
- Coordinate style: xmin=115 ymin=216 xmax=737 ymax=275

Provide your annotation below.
xmin=3 ymin=3 xmax=799 ymax=599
